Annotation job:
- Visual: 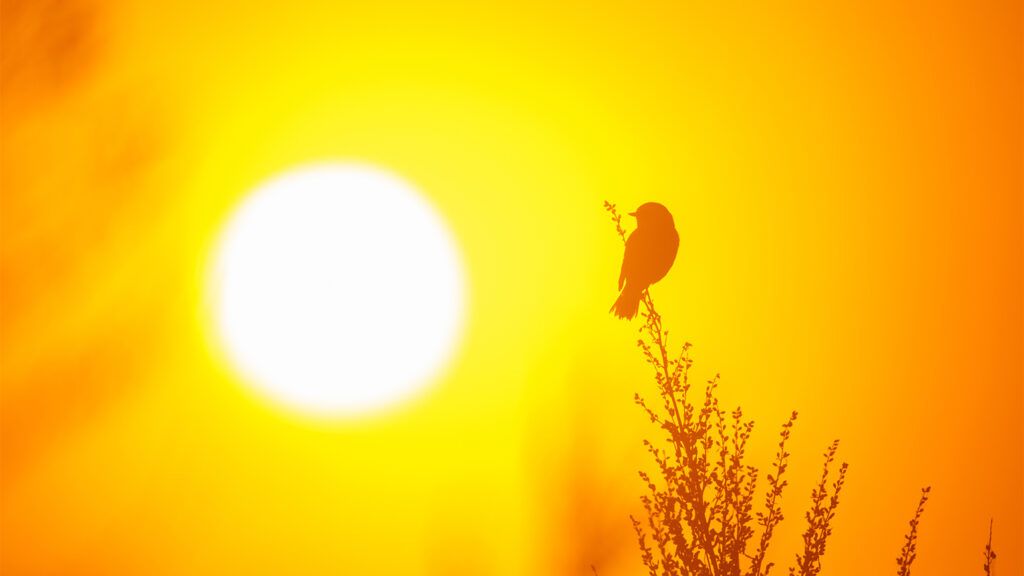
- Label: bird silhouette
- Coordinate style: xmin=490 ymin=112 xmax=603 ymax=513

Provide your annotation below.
xmin=611 ymin=202 xmax=679 ymax=319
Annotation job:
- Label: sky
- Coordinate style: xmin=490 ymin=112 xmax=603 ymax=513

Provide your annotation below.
xmin=1 ymin=0 xmax=1021 ymax=574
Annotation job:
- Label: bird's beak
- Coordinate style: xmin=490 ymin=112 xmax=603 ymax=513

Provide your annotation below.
xmin=628 ymin=211 xmax=637 ymax=217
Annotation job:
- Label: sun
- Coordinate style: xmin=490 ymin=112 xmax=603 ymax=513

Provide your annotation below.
xmin=207 ymin=164 xmax=465 ymax=418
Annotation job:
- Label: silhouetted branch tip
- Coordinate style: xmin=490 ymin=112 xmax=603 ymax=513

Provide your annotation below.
xmin=895 ymin=486 xmax=931 ymax=576
xmin=982 ymin=519 xmax=996 ymax=575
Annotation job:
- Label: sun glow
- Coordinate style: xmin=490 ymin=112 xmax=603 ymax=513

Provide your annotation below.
xmin=207 ymin=164 xmax=465 ymax=417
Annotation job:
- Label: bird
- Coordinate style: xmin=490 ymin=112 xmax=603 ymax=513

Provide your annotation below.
xmin=611 ymin=202 xmax=679 ymax=320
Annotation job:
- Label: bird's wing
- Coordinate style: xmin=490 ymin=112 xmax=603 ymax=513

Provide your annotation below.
xmin=621 ymin=228 xmax=671 ymax=290
xmin=619 ymin=233 xmax=635 ymax=290
xmin=620 ymin=229 xmax=651 ymax=289
xmin=618 ymin=250 xmax=627 ymax=291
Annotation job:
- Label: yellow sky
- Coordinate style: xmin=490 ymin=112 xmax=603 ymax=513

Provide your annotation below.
xmin=2 ymin=0 xmax=1021 ymax=574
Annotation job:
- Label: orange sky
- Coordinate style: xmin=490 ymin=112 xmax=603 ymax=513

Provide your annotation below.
xmin=2 ymin=0 xmax=1021 ymax=574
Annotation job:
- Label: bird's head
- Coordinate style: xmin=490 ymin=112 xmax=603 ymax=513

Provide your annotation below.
xmin=630 ymin=202 xmax=675 ymax=229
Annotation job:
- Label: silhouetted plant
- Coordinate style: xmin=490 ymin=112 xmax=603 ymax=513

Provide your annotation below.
xmin=604 ymin=202 xmax=849 ymax=576
xmin=895 ymin=486 xmax=931 ymax=576
xmin=789 ymin=440 xmax=848 ymax=576
xmin=982 ymin=519 xmax=996 ymax=575
xmin=748 ymin=414 xmax=796 ymax=576
xmin=604 ymin=201 xmax=1007 ymax=576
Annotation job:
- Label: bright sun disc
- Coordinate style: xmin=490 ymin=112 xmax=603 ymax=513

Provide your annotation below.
xmin=207 ymin=164 xmax=465 ymax=418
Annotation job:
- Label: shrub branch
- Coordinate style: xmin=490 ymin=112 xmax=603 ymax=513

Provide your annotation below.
xmin=606 ymin=201 xmax=848 ymax=576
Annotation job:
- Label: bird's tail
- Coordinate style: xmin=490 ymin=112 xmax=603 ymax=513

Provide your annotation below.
xmin=610 ymin=285 xmax=642 ymax=320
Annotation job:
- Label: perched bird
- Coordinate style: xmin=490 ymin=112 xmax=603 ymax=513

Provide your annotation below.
xmin=611 ymin=202 xmax=679 ymax=319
